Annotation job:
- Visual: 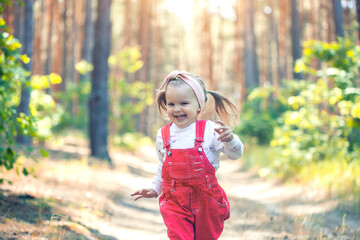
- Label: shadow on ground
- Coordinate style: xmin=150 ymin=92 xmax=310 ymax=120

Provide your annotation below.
xmin=0 ymin=190 xmax=117 ymax=239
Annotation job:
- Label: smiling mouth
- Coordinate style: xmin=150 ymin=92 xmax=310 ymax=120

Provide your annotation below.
xmin=174 ymin=114 xmax=187 ymax=119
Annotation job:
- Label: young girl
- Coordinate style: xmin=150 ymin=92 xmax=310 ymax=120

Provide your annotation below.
xmin=131 ymin=70 xmax=244 ymax=240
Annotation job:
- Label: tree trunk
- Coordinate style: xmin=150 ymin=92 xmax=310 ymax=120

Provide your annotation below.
xmin=80 ymin=0 xmax=93 ymax=82
xmin=60 ymin=0 xmax=68 ymax=92
xmin=16 ymin=0 xmax=34 ymax=144
xmin=32 ymin=0 xmax=44 ymax=75
xmin=233 ymin=0 xmax=245 ymax=104
xmin=13 ymin=2 xmax=23 ymax=42
xmin=273 ymin=12 xmax=281 ymax=97
xmin=44 ymin=0 xmax=55 ymax=80
xmin=70 ymin=0 xmax=78 ymax=86
xmin=356 ymin=0 xmax=360 ymax=41
xmin=332 ymin=0 xmax=345 ymax=38
xmin=89 ymin=0 xmax=112 ymax=163
xmin=2 ymin=3 xmax=13 ymax=31
xmin=136 ymin=0 xmax=152 ymax=135
xmin=142 ymin=0 xmax=152 ymax=136
xmin=53 ymin=0 xmax=62 ymax=76
xmin=216 ymin=17 xmax=224 ymax=91
xmin=279 ymin=0 xmax=288 ymax=80
xmin=244 ymin=1 xmax=254 ymax=90
xmin=123 ymin=0 xmax=131 ymax=47
xmin=249 ymin=0 xmax=260 ymax=88
xmin=243 ymin=0 xmax=259 ymax=90
xmin=291 ymin=0 xmax=302 ymax=80
xmin=201 ymin=5 xmax=213 ymax=90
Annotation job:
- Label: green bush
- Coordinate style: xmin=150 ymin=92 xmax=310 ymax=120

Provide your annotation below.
xmin=240 ymin=38 xmax=360 ymax=208
xmin=236 ymin=85 xmax=288 ymax=145
xmin=108 ymin=47 xmax=153 ymax=135
xmin=54 ymin=80 xmax=91 ymax=131
xmin=0 ymin=13 xmax=38 ymax=182
xmin=29 ymin=74 xmax=63 ymax=142
xmin=267 ymin=38 xmax=360 ymax=203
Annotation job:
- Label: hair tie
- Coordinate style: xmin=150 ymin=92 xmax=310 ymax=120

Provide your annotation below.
xmin=159 ymin=70 xmax=206 ymax=110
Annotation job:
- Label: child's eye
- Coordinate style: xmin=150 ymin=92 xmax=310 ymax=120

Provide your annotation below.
xmin=167 ymin=103 xmax=174 ymax=106
xmin=181 ymin=102 xmax=188 ymax=105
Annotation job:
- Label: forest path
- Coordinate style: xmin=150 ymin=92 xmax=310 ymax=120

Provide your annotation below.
xmin=0 ymin=137 xmax=359 ymax=239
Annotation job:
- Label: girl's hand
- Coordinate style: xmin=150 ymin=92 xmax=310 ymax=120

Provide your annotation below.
xmin=131 ymin=188 xmax=158 ymax=201
xmin=214 ymin=120 xmax=234 ymax=143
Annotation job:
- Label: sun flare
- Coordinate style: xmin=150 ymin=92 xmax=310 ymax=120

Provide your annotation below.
xmin=164 ymin=0 xmax=194 ymax=25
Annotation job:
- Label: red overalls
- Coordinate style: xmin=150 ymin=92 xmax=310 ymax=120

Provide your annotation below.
xmin=159 ymin=120 xmax=230 ymax=240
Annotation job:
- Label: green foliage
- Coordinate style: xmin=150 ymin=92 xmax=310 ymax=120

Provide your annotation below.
xmin=52 ymin=59 xmax=92 ymax=131
xmin=54 ymin=47 xmax=151 ymax=137
xmin=109 ymin=46 xmax=153 ymax=135
xmin=54 ymin=77 xmax=91 ymax=131
xmin=270 ymin=79 xmax=359 ymax=175
xmin=75 ymin=60 xmax=93 ymax=75
xmin=29 ymin=74 xmax=63 ymax=142
xmin=111 ymin=79 xmax=153 ymax=135
xmin=259 ymin=38 xmax=360 ymax=209
xmin=0 ymin=12 xmax=37 ymax=181
xmin=241 ymin=38 xmax=360 ymax=210
xmin=235 ymin=85 xmax=288 ymax=145
xmin=108 ymin=46 xmax=143 ymax=73
xmin=271 ymin=38 xmax=360 ymax=175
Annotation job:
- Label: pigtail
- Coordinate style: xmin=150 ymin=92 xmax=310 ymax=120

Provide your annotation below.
xmin=206 ymin=90 xmax=239 ymax=129
xmin=156 ymin=90 xmax=167 ymax=119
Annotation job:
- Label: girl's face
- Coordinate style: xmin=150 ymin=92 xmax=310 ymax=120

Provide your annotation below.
xmin=165 ymin=83 xmax=200 ymax=129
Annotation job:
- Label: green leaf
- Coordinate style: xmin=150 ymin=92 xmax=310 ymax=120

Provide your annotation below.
xmin=40 ymin=149 xmax=49 ymax=157
xmin=27 ymin=146 xmax=34 ymax=153
xmin=22 ymin=168 xmax=29 ymax=176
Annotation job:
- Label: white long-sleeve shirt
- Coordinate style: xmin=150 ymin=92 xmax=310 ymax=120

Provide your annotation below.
xmin=152 ymin=120 xmax=244 ymax=195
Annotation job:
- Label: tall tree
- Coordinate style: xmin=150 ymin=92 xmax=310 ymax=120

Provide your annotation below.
xmin=44 ymin=0 xmax=55 ymax=79
xmin=32 ymin=0 xmax=44 ymax=75
xmin=123 ymin=0 xmax=131 ymax=47
xmin=291 ymin=0 xmax=302 ymax=80
xmin=233 ymin=0 xmax=245 ymax=104
xmin=249 ymin=0 xmax=259 ymax=87
xmin=200 ymin=4 xmax=214 ymax=89
xmin=69 ymin=0 xmax=79 ymax=88
xmin=243 ymin=0 xmax=259 ymax=90
xmin=80 ymin=0 xmax=93 ymax=71
xmin=332 ymin=0 xmax=345 ymax=38
xmin=13 ymin=1 xmax=23 ymax=42
xmin=266 ymin=1 xmax=280 ymax=98
xmin=136 ymin=0 xmax=152 ymax=135
xmin=89 ymin=0 xmax=112 ymax=162
xmin=17 ymin=0 xmax=34 ymax=144
xmin=77 ymin=0 xmax=93 ymax=119
xmin=279 ymin=0 xmax=289 ymax=80
xmin=52 ymin=0 xmax=62 ymax=76
xmin=356 ymin=0 xmax=360 ymax=41
xmin=60 ymin=0 xmax=68 ymax=91
xmin=136 ymin=0 xmax=152 ymax=83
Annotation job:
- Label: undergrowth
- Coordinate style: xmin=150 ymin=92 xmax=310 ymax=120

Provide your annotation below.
xmin=242 ymin=138 xmax=360 ymax=215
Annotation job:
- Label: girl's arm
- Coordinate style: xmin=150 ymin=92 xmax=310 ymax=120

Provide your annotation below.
xmin=131 ymin=188 xmax=157 ymax=201
xmin=152 ymin=129 xmax=165 ymax=195
xmin=214 ymin=120 xmax=244 ymax=160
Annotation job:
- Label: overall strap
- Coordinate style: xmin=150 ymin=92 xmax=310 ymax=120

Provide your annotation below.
xmin=195 ymin=120 xmax=207 ymax=147
xmin=161 ymin=123 xmax=172 ymax=150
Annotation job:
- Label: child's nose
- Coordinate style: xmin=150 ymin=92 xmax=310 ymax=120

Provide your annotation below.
xmin=174 ymin=105 xmax=182 ymax=112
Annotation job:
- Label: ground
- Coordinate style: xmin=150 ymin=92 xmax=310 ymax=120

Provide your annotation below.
xmin=0 ymin=136 xmax=359 ymax=240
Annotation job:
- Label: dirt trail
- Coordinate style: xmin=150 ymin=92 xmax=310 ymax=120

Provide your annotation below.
xmin=0 ymin=138 xmax=359 ymax=239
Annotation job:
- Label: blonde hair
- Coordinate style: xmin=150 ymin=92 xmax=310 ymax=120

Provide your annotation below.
xmin=156 ymin=74 xmax=238 ymax=128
